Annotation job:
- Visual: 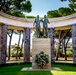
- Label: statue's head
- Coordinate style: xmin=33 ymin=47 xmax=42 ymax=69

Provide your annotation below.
xmin=44 ymin=15 xmax=46 ymax=19
xmin=37 ymin=15 xmax=39 ymax=19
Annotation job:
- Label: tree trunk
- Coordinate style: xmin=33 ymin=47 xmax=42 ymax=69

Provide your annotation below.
xmin=64 ymin=37 xmax=70 ymax=60
xmin=63 ymin=38 xmax=67 ymax=60
xmin=56 ymin=31 xmax=62 ymax=61
xmin=8 ymin=30 xmax=13 ymax=60
xmin=62 ymin=39 xmax=65 ymax=57
xmin=56 ymin=39 xmax=61 ymax=60
xmin=19 ymin=36 xmax=24 ymax=59
xmin=16 ymin=31 xmax=21 ymax=60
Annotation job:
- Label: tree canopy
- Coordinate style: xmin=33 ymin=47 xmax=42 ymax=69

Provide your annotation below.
xmin=0 ymin=0 xmax=32 ymax=18
xmin=61 ymin=0 xmax=76 ymax=10
xmin=47 ymin=0 xmax=76 ymax=18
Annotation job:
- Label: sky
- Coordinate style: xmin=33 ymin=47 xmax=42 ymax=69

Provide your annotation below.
xmin=7 ymin=0 xmax=70 ymax=45
xmin=26 ymin=0 xmax=69 ymax=17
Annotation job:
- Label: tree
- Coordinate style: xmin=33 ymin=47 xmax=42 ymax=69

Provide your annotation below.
xmin=13 ymin=45 xmax=21 ymax=60
xmin=19 ymin=35 xmax=24 ymax=59
xmin=0 ymin=0 xmax=32 ymax=17
xmin=7 ymin=29 xmax=14 ymax=60
xmin=13 ymin=30 xmax=23 ymax=60
xmin=47 ymin=10 xmax=61 ymax=18
xmin=54 ymin=29 xmax=71 ymax=60
xmin=61 ymin=0 xmax=76 ymax=10
xmin=47 ymin=7 xmax=75 ymax=18
xmin=58 ymin=7 xmax=74 ymax=16
xmin=47 ymin=0 xmax=76 ymax=18
xmin=47 ymin=0 xmax=75 ymax=61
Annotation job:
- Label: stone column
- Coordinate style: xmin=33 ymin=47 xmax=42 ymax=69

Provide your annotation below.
xmin=24 ymin=28 xmax=30 ymax=62
xmin=72 ymin=24 xmax=76 ymax=64
xmin=0 ymin=23 xmax=7 ymax=64
xmin=48 ymin=28 xmax=55 ymax=62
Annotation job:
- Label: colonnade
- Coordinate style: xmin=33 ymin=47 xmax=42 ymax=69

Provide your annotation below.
xmin=0 ymin=23 xmax=76 ymax=64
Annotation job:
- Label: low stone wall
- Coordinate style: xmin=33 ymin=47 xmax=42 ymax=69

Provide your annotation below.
xmin=32 ymin=38 xmax=51 ymax=70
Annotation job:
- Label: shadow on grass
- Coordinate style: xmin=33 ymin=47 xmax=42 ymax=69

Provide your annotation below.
xmin=19 ymin=71 xmax=53 ymax=75
xmin=0 ymin=71 xmax=53 ymax=75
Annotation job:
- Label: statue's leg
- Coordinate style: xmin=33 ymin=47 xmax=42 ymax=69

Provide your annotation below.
xmin=36 ymin=26 xmax=38 ymax=38
xmin=44 ymin=28 xmax=46 ymax=37
xmin=46 ymin=25 xmax=48 ymax=37
xmin=36 ymin=28 xmax=38 ymax=38
xmin=39 ymin=25 xmax=41 ymax=38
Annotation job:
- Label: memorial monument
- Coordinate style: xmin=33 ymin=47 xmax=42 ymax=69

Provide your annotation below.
xmin=32 ymin=15 xmax=51 ymax=70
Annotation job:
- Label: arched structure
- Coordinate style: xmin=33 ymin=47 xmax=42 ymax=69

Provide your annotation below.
xmin=0 ymin=11 xmax=76 ymax=64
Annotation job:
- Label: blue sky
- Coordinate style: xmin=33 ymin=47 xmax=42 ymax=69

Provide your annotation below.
xmin=27 ymin=0 xmax=69 ymax=17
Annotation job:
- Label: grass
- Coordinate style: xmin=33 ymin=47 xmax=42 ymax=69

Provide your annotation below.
xmin=0 ymin=64 xmax=76 ymax=75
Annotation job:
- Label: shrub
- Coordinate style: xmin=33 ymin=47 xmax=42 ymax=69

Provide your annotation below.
xmin=26 ymin=16 xmax=36 ymax=18
xmin=66 ymin=50 xmax=72 ymax=57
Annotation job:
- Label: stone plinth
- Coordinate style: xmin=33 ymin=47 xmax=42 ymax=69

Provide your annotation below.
xmin=32 ymin=38 xmax=51 ymax=70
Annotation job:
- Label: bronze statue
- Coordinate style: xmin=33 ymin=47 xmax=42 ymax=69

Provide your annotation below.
xmin=42 ymin=15 xmax=50 ymax=37
xmin=33 ymin=15 xmax=41 ymax=38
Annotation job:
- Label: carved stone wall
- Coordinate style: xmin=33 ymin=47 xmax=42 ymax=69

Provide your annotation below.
xmin=32 ymin=38 xmax=51 ymax=70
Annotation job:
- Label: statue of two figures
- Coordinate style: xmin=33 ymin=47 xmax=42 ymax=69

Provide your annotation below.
xmin=33 ymin=15 xmax=50 ymax=38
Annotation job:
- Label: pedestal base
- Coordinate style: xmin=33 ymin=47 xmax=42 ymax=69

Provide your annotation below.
xmin=32 ymin=38 xmax=51 ymax=70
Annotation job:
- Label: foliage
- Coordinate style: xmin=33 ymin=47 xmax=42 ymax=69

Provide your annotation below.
xmin=66 ymin=46 xmax=72 ymax=57
xmin=66 ymin=50 xmax=72 ymax=57
xmin=30 ymin=49 xmax=32 ymax=57
xmin=54 ymin=48 xmax=58 ymax=56
xmin=47 ymin=0 xmax=76 ymax=18
xmin=58 ymin=7 xmax=74 ymax=16
xmin=47 ymin=7 xmax=76 ymax=18
xmin=6 ymin=10 xmax=25 ymax=18
xmin=11 ymin=50 xmax=16 ymax=57
xmin=0 ymin=0 xmax=32 ymax=17
xmin=61 ymin=0 xmax=76 ymax=10
xmin=54 ymin=30 xmax=71 ymax=38
xmin=35 ymin=51 xmax=49 ymax=68
xmin=13 ymin=45 xmax=21 ymax=57
xmin=26 ymin=16 xmax=36 ymax=18
xmin=47 ymin=10 xmax=61 ymax=18
xmin=13 ymin=46 xmax=21 ymax=51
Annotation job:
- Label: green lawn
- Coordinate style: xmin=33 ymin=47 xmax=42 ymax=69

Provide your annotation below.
xmin=0 ymin=64 xmax=76 ymax=75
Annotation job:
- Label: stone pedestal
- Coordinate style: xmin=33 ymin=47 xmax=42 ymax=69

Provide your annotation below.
xmin=32 ymin=38 xmax=51 ymax=70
